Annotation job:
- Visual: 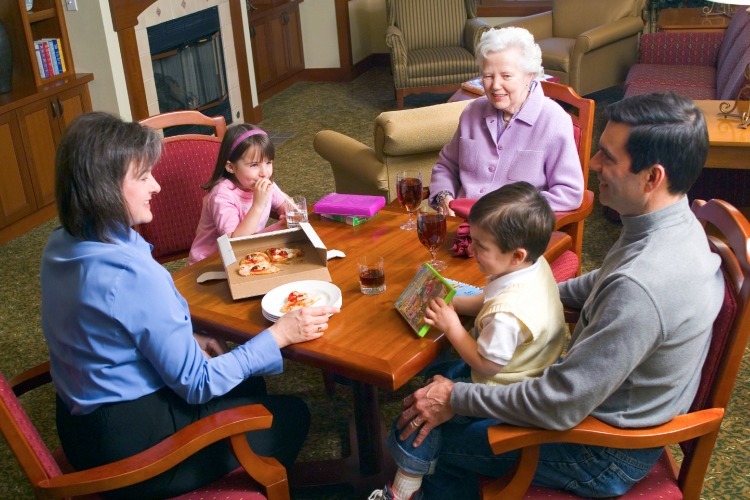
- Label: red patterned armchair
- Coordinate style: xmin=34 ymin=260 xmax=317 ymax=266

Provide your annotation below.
xmin=624 ymin=9 xmax=750 ymax=100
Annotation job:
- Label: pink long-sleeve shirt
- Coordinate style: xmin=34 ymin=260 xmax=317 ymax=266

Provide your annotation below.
xmin=429 ymin=82 xmax=584 ymax=212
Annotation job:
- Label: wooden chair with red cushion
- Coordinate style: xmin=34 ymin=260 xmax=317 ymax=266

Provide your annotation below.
xmin=480 ymin=198 xmax=750 ymax=500
xmin=138 ymin=110 xmax=227 ymax=263
xmin=0 ymin=360 xmax=289 ymax=500
xmin=449 ymin=80 xmax=595 ymax=281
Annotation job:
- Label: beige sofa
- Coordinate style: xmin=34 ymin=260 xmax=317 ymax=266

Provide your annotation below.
xmin=313 ymin=100 xmax=470 ymax=202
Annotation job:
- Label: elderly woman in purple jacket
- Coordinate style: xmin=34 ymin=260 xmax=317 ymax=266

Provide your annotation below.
xmin=429 ymin=27 xmax=584 ymax=216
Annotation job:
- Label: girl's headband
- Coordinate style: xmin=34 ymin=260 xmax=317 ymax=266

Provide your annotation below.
xmin=229 ymin=128 xmax=268 ymax=158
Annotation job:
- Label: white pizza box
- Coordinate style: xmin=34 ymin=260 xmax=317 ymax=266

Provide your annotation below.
xmin=217 ymin=222 xmax=331 ymax=300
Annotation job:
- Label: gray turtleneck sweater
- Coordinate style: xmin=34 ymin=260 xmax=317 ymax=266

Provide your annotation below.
xmin=451 ymin=197 xmax=724 ymax=430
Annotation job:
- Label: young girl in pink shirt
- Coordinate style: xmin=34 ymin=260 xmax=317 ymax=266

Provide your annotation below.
xmin=189 ymin=124 xmax=291 ymax=263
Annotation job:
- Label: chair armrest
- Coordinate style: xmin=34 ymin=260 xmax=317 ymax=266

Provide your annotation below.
xmin=39 ymin=404 xmax=282 ymax=498
xmin=465 ymin=18 xmax=492 ymax=55
xmin=386 ymin=24 xmax=407 ymax=64
xmin=375 ymin=101 xmax=469 ymax=158
xmin=487 ymin=409 xmax=725 ymax=456
xmin=9 ymin=361 xmax=52 ymax=397
xmin=554 ymin=190 xmax=594 ymax=229
xmin=576 ymin=17 xmax=645 ymax=53
xmin=494 ymin=11 xmax=553 ymax=40
xmin=544 ymin=232 xmax=573 ymax=263
xmin=484 ymin=409 xmax=724 ymax=499
xmin=313 ymin=130 xmax=389 ymax=196
xmin=638 ymin=32 xmax=723 ymax=66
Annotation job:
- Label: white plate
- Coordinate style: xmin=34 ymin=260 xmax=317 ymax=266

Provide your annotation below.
xmin=261 ymin=280 xmax=342 ymax=319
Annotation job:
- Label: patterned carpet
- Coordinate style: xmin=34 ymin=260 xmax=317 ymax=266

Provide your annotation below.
xmin=0 ymin=67 xmax=747 ymax=499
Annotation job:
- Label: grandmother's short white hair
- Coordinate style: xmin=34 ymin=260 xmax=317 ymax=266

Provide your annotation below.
xmin=475 ymin=27 xmax=544 ymax=80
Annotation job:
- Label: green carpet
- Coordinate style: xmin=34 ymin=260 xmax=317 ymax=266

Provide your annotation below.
xmin=0 ymin=67 xmax=747 ymax=498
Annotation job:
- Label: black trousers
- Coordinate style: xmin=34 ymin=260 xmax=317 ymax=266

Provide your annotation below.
xmin=56 ymin=377 xmax=310 ymax=499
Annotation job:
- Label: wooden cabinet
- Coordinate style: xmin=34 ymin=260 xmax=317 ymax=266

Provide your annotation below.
xmin=0 ymin=0 xmax=93 ymax=242
xmin=249 ymin=0 xmax=304 ymax=99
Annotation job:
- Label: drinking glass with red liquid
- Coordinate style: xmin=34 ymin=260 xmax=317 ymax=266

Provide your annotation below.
xmin=396 ymin=170 xmax=423 ymax=230
xmin=417 ymin=206 xmax=447 ymax=271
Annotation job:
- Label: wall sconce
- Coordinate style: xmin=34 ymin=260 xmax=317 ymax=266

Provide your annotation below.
xmin=703 ymin=0 xmax=750 ymax=17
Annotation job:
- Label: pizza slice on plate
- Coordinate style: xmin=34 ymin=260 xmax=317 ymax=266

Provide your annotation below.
xmin=280 ymin=291 xmax=320 ymax=312
xmin=267 ymin=247 xmax=304 ymax=263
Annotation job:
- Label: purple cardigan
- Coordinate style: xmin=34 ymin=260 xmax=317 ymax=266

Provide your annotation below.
xmin=429 ymin=83 xmax=584 ymax=212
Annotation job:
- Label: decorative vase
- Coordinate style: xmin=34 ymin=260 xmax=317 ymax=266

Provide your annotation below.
xmin=0 ymin=19 xmax=12 ymax=94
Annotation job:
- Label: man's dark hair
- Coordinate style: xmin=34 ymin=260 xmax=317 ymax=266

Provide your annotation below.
xmin=468 ymin=181 xmax=555 ymax=262
xmin=56 ymin=112 xmax=162 ymax=242
xmin=604 ymin=92 xmax=708 ymax=194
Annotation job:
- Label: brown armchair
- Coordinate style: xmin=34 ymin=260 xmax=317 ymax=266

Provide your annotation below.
xmin=494 ymin=0 xmax=646 ymax=96
xmin=480 ymin=198 xmax=750 ymax=500
xmin=386 ymin=0 xmax=491 ymax=108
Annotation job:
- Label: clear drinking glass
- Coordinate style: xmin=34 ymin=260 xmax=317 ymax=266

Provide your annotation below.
xmin=417 ymin=205 xmax=447 ymax=271
xmin=285 ymin=196 xmax=308 ymax=228
xmin=396 ymin=170 xmax=423 ymax=230
xmin=358 ymin=255 xmax=386 ymax=295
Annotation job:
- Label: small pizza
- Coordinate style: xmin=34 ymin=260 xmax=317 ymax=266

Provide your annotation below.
xmin=280 ymin=291 xmax=319 ymax=312
xmin=238 ymin=254 xmax=279 ymax=276
xmin=267 ymin=247 xmax=304 ymax=263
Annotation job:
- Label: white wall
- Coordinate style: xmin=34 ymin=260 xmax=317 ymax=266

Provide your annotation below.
xmin=299 ymin=0 xmax=340 ymax=68
xmin=63 ymin=0 xmax=131 ymax=119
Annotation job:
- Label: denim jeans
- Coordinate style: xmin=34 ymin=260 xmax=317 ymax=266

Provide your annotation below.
xmin=389 ymin=360 xmax=663 ymax=498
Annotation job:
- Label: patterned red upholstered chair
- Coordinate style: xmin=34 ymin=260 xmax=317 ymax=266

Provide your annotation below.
xmin=480 ymin=199 xmax=750 ymax=500
xmin=450 ymin=81 xmax=595 ymax=281
xmin=138 ymin=110 xmax=227 ymax=263
xmin=0 ymin=361 xmax=289 ymax=499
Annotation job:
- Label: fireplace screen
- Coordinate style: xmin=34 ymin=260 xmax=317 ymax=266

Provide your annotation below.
xmin=148 ymin=7 xmax=231 ymax=136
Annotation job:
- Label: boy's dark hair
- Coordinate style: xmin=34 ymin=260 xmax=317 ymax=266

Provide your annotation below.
xmin=202 ymin=123 xmax=275 ymax=190
xmin=604 ymin=91 xmax=708 ymax=194
xmin=56 ymin=112 xmax=161 ymax=242
xmin=467 ymin=181 xmax=555 ymax=262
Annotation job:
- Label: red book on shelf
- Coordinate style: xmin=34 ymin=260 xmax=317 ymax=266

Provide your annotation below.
xmin=40 ymin=40 xmax=55 ymax=77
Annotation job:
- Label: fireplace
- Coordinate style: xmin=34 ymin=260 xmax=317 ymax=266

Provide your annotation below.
xmin=147 ymin=7 xmax=231 ymax=136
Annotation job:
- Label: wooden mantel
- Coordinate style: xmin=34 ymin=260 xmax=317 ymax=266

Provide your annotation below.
xmin=107 ymin=0 xmax=354 ymax=122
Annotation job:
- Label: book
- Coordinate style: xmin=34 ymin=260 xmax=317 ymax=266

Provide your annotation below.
xmin=33 ymin=42 xmax=47 ymax=79
xmin=43 ymin=38 xmax=64 ymax=74
xmin=39 ymin=40 xmax=55 ymax=78
xmin=444 ymin=278 xmax=483 ymax=297
xmin=394 ymin=263 xmax=457 ymax=337
xmin=313 ymin=193 xmax=386 ymax=217
xmin=319 ymin=213 xmax=376 ymax=226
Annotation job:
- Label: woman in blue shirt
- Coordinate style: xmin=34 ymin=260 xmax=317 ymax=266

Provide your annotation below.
xmin=41 ymin=112 xmax=338 ymax=498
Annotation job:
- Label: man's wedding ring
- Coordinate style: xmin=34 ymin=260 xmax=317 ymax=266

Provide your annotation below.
xmin=410 ymin=419 xmax=420 ymax=428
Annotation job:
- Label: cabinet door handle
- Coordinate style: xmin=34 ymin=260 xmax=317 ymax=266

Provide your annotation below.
xmin=249 ymin=23 xmax=256 ymax=38
xmin=50 ymin=99 xmax=57 ymax=119
xmin=282 ymin=11 xmax=289 ymax=25
xmin=57 ymin=97 xmax=64 ymax=117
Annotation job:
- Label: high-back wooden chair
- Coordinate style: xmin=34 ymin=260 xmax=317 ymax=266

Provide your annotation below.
xmin=138 ymin=110 xmax=227 ymax=263
xmin=450 ymin=80 xmax=595 ymax=280
xmin=0 ymin=361 xmax=289 ymax=499
xmin=481 ymin=198 xmax=750 ymax=500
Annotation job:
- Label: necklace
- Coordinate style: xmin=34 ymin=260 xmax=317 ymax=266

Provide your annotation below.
xmin=502 ymin=113 xmax=512 ymax=124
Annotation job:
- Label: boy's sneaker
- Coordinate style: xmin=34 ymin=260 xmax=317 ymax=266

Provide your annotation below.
xmin=368 ymin=483 xmax=420 ymax=500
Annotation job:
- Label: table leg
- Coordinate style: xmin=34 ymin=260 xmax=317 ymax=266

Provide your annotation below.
xmin=290 ymin=380 xmax=395 ymax=494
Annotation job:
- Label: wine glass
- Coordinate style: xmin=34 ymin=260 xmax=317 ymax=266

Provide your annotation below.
xmin=417 ymin=205 xmax=447 ymax=272
xmin=396 ymin=170 xmax=423 ymax=230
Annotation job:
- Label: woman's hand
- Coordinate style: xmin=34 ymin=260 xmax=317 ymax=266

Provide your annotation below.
xmin=441 ymin=195 xmax=455 ymax=217
xmin=194 ymin=332 xmax=230 ymax=358
xmin=397 ymin=375 xmax=456 ymax=446
xmin=269 ymin=306 xmax=340 ymax=348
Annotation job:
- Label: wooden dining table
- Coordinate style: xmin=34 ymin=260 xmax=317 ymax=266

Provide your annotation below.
xmin=171 ymin=203 xmax=487 ymax=491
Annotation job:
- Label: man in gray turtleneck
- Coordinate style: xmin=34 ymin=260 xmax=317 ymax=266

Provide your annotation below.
xmin=394 ymin=92 xmax=725 ymax=499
